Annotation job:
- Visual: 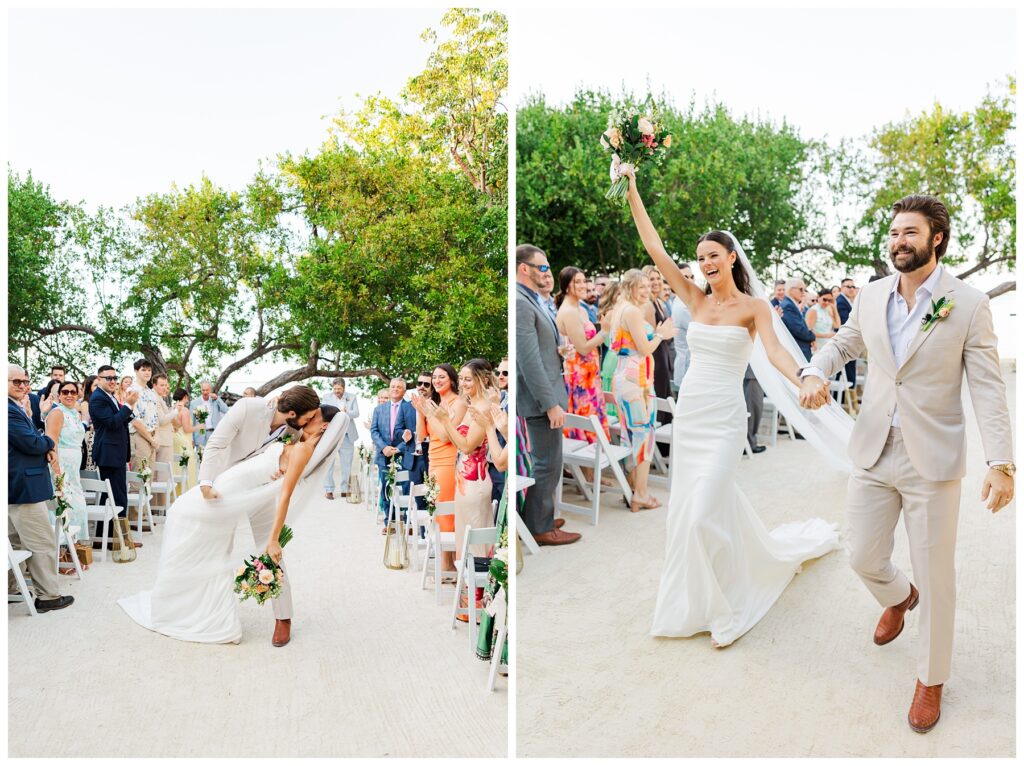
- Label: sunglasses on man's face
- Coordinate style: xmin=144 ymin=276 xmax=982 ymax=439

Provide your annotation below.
xmin=9 ymin=379 xmax=30 ymax=387
xmin=99 ymin=375 xmax=118 ymax=382
xmin=526 ymin=262 xmax=551 ymax=273
xmin=416 ymin=381 xmax=432 ymax=388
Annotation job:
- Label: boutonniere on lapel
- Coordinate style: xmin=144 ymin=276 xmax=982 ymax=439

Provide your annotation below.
xmin=278 ymin=433 xmax=296 ymax=445
xmin=920 ymin=297 xmax=955 ymax=332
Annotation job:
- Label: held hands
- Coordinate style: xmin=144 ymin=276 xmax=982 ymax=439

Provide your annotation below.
xmin=981 ymin=469 xmax=1014 ymax=513
xmin=798 ymin=376 xmax=830 ymax=410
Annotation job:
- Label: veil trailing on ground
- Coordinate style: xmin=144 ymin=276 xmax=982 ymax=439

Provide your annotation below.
xmin=722 ymin=231 xmax=854 ymax=471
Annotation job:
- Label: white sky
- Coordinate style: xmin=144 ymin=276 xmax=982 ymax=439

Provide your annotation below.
xmin=512 ymin=7 xmax=1015 ymax=143
xmin=8 ymin=8 xmax=440 ymax=209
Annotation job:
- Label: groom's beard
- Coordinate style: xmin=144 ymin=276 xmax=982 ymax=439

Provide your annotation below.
xmin=285 ymin=414 xmax=306 ymax=430
xmin=890 ymin=240 xmax=934 ymax=273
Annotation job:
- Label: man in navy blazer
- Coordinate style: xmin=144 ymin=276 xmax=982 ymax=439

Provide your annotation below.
xmin=8 ymin=364 xmax=73 ymax=611
xmin=836 ymin=277 xmax=858 ymax=388
xmin=89 ymin=364 xmax=142 ymax=547
xmin=780 ymin=278 xmax=817 ymax=361
xmin=370 ymin=378 xmax=416 ymax=518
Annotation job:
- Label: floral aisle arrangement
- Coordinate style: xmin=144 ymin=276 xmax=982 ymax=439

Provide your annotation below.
xmin=177 ymin=451 xmax=190 ymax=469
xmin=53 ymin=472 xmax=71 ymax=531
xmin=136 ymin=458 xmax=152 ymax=500
xmin=600 ymin=105 xmax=672 ymax=201
xmin=357 ymin=442 xmax=372 ymax=467
xmin=423 ymin=473 xmax=441 ymax=516
xmin=234 ymin=525 xmax=293 ymax=605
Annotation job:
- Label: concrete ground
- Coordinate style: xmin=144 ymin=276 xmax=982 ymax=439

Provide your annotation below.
xmin=8 ymin=478 xmax=506 ymax=758
xmin=518 ymin=369 xmax=1015 ymax=758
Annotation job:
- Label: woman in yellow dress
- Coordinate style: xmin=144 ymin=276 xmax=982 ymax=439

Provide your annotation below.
xmin=171 ymin=388 xmax=199 ymax=490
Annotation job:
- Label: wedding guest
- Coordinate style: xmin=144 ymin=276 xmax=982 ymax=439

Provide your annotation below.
xmin=496 ymin=357 xmax=509 ymax=406
xmin=118 ymin=375 xmax=134 ymax=405
xmin=836 ymin=277 xmax=858 ymax=388
xmin=608 ymin=268 xmax=677 ymax=511
xmin=90 ymin=364 xmax=142 ymax=548
xmin=599 ymin=280 xmax=623 ymax=419
xmin=580 ymin=277 xmax=599 ymax=324
xmin=370 ymin=378 xmax=416 ymax=523
xmin=516 ymin=244 xmax=580 ymax=545
xmin=243 ymin=387 xmax=257 ymax=397
xmin=171 ymin=388 xmax=198 ymax=489
xmin=190 ymin=380 xmax=228 ymax=452
xmin=409 ymin=372 xmax=434 ymax=510
xmin=770 ymin=279 xmax=786 ymax=307
xmin=425 ymin=359 xmax=496 ymax=561
xmin=412 ymin=364 xmax=465 ymax=565
xmin=38 ymin=365 xmax=66 ymax=399
xmin=322 ymin=377 xmax=360 ymax=500
xmin=642 ymin=265 xmax=674 ymax=402
xmin=8 ymin=363 xmax=74 ymax=611
xmin=671 ymin=263 xmax=695 ymax=387
xmin=555 ymin=266 xmax=609 ymax=444
xmin=44 ymin=379 xmax=90 ymax=554
xmin=364 ymin=389 xmax=389 ymax=430
xmin=151 ymin=374 xmax=177 ymax=509
xmin=128 ymin=359 xmax=159 ymax=471
xmin=743 ymin=365 xmax=766 ymax=454
xmin=39 ymin=379 xmax=61 ymax=427
xmin=780 ymin=277 xmax=816 ymax=360
xmin=594 ymin=274 xmax=611 ymax=299
xmin=807 ymin=288 xmax=841 ymax=344
xmin=80 ymin=374 xmax=98 ymax=471
xmin=536 ymin=263 xmax=558 ymax=324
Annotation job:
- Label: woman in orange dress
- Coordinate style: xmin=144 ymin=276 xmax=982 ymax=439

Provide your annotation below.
xmin=412 ymin=363 xmax=465 ymax=572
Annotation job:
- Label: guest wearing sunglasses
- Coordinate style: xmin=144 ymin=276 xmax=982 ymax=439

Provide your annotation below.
xmin=44 ymin=380 xmax=90 ymax=552
xmin=89 ymin=364 xmax=142 ymax=548
xmin=409 ymin=373 xmax=434 ymax=508
xmin=496 ymin=357 xmax=509 ymax=406
xmin=8 ymin=364 xmax=73 ymax=611
xmin=780 ymin=277 xmax=817 ymax=361
xmin=806 ymin=288 xmax=842 ymax=345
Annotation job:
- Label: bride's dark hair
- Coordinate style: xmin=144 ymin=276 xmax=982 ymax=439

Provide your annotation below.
xmin=698 ymin=230 xmax=753 ymax=297
xmin=320 ymin=404 xmax=339 ymax=422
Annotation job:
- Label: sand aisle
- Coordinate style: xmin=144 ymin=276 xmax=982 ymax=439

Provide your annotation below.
xmin=9 ymin=487 xmax=506 ymax=757
xmin=518 ymin=369 xmax=1015 ymax=758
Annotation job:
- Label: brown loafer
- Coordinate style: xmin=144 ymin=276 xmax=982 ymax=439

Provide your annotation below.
xmin=553 ymin=518 xmax=566 ymax=529
xmin=534 ymin=528 xmax=581 ymax=546
xmin=874 ymin=583 xmax=919 ymax=645
xmin=908 ymin=680 xmax=942 ymax=733
xmin=272 ymin=619 xmax=291 ymax=647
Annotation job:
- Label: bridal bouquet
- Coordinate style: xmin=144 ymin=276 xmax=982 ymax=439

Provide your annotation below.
xmin=234 ymin=525 xmax=293 ymax=606
xmin=194 ymin=409 xmax=209 ymax=430
xmin=600 ymin=106 xmax=672 ymax=201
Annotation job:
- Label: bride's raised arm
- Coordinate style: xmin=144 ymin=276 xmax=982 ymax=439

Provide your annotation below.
xmin=752 ymin=301 xmax=803 ymax=388
xmin=265 ymin=440 xmax=316 ymax=562
xmin=622 ymin=165 xmax=704 ymax=310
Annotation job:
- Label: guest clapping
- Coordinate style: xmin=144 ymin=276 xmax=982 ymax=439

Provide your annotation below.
xmin=555 ymin=267 xmax=609 ymax=444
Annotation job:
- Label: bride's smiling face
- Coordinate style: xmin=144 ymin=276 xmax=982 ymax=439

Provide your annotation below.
xmin=696 ymin=241 xmax=736 ymax=289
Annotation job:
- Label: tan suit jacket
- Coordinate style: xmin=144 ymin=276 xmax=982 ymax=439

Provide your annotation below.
xmin=197 ymin=398 xmax=298 ymax=485
xmin=808 ymin=269 xmax=1012 ymax=482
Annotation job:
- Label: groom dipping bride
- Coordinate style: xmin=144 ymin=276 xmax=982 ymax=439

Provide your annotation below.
xmin=120 ymin=385 xmax=349 ymax=647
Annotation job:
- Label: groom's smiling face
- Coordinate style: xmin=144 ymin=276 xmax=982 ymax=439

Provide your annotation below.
xmin=889 ymin=212 xmax=939 ymax=274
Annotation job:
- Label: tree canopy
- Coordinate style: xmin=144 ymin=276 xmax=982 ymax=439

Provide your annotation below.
xmin=8 ymin=8 xmax=508 ymax=391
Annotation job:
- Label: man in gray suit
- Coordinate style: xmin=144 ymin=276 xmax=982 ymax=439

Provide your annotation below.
xmin=321 ymin=377 xmax=360 ymax=499
xmin=516 ymin=244 xmax=581 ymax=546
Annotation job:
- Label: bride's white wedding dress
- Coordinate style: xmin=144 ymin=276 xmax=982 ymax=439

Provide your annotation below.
xmin=118 ymin=443 xmax=285 ymax=644
xmin=651 ymin=322 xmax=840 ymax=646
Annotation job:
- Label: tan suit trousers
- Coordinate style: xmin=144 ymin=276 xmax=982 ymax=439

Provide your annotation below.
xmin=846 ymin=428 xmax=961 ymax=686
xmin=8 ymin=502 xmax=61 ymax=601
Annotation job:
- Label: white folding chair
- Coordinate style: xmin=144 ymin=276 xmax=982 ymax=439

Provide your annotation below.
xmin=450 ymin=524 xmax=498 ymax=650
xmin=602 ymin=391 xmax=621 ymax=443
xmin=420 ymin=500 xmax=458 ymax=603
xmin=126 ymin=470 xmax=156 ymax=536
xmin=80 ymin=468 xmax=100 ymax=481
xmin=557 ymin=413 xmax=633 ymax=525
xmin=149 ymin=461 xmax=177 ymax=521
xmin=7 ymin=540 xmax=37 ymax=616
xmin=405 ymin=484 xmax=430 ymax=570
xmin=383 ymin=470 xmax=411 ymax=527
xmin=758 ymin=397 xmax=778 ymax=448
xmin=50 ymin=517 xmax=84 ymax=579
xmin=486 ymin=588 xmax=508 ymax=692
xmin=512 ymin=474 xmax=539 ymax=556
xmin=81 ymin=477 xmax=122 ymax=562
xmin=650 ymin=396 xmax=674 ymax=483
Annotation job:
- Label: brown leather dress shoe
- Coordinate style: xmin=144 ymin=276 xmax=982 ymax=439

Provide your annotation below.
xmin=874 ymin=583 xmax=919 ymax=645
xmin=908 ymin=680 xmax=942 ymax=733
xmin=272 ymin=619 xmax=292 ymax=647
xmin=553 ymin=518 xmax=566 ymax=529
xmin=534 ymin=528 xmax=582 ymax=546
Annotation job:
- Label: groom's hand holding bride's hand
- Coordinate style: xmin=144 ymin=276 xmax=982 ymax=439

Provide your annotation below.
xmin=798 ymin=376 xmax=829 ymax=409
xmin=982 ymin=469 xmax=1014 ymax=513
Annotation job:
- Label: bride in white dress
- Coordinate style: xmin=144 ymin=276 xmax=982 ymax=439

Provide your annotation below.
xmin=619 ymin=164 xmax=852 ymax=647
xmin=119 ymin=405 xmax=345 ymax=643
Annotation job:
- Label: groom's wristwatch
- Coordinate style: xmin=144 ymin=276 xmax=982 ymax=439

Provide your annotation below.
xmin=992 ymin=463 xmax=1016 ymax=477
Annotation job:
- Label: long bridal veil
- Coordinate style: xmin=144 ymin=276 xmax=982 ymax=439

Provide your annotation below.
xmin=723 ymin=231 xmax=854 ymax=471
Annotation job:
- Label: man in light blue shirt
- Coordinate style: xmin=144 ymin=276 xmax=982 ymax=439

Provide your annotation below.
xmin=322 ymin=377 xmax=360 ymax=499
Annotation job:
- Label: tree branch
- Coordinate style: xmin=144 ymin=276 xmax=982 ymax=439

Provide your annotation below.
xmin=986 ymin=281 xmax=1016 ymax=299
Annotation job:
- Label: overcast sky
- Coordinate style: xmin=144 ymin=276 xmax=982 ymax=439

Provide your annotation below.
xmin=9 ymin=8 xmax=440 ymax=210
xmin=512 ymin=7 xmax=1014 ymax=143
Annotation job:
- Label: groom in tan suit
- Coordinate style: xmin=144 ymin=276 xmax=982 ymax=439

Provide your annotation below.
xmin=199 ymin=385 xmax=321 ymax=647
xmin=799 ymin=195 xmax=1014 ymax=733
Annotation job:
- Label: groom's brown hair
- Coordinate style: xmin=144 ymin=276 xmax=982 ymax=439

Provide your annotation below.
xmin=277 ymin=385 xmax=320 ymax=415
xmin=892 ymin=195 xmax=951 ymax=260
